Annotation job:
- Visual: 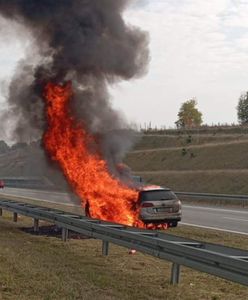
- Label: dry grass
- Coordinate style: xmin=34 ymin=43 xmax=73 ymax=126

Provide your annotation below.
xmin=126 ymin=141 xmax=248 ymax=172
xmin=126 ymin=134 xmax=248 ymax=195
xmin=136 ymin=170 xmax=248 ymax=195
xmin=0 ymin=212 xmax=248 ymax=300
xmin=134 ymin=134 xmax=248 ymax=150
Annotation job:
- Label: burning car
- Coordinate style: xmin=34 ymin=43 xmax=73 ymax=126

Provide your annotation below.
xmin=137 ymin=186 xmax=182 ymax=227
xmin=0 ymin=1 xmax=150 ymax=229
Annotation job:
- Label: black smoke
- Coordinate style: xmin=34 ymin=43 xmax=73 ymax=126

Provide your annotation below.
xmin=0 ymin=0 xmax=149 ymax=177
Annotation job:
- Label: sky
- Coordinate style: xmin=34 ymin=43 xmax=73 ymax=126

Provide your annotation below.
xmin=1 ymin=0 xmax=248 ymax=130
xmin=112 ymin=0 xmax=248 ymax=128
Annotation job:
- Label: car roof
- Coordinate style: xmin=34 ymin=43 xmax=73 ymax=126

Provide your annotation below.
xmin=139 ymin=185 xmax=171 ymax=192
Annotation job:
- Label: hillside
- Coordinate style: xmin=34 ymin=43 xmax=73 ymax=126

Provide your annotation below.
xmin=1 ymin=130 xmax=248 ymax=195
xmin=0 ymin=141 xmax=69 ymax=190
xmin=125 ymin=132 xmax=248 ymax=194
xmin=135 ymin=133 xmax=248 ymax=150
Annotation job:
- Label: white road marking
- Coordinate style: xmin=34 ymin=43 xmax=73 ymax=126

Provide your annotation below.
xmin=183 ymin=205 xmax=248 ymax=214
xmin=222 ymin=217 xmax=248 ymax=222
xmin=180 ymin=222 xmax=248 ymax=236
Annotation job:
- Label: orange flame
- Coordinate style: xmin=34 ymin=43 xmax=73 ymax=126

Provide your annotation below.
xmin=43 ymin=82 xmax=145 ymax=227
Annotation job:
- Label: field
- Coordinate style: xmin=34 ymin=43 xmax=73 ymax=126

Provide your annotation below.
xmin=0 ymin=211 xmax=248 ymax=300
xmin=125 ymin=132 xmax=248 ymax=194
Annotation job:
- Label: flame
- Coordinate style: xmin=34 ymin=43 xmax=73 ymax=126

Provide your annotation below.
xmin=145 ymin=223 xmax=168 ymax=230
xmin=43 ymin=82 xmax=145 ymax=227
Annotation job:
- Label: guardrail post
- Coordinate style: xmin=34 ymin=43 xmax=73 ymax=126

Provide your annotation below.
xmin=170 ymin=263 xmax=181 ymax=285
xmin=13 ymin=212 xmax=18 ymax=222
xmin=62 ymin=228 xmax=69 ymax=242
xmin=33 ymin=218 xmax=39 ymax=232
xmin=102 ymin=240 xmax=109 ymax=256
xmin=0 ymin=208 xmax=2 ymax=216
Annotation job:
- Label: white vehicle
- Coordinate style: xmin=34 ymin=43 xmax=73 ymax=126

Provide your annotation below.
xmin=138 ymin=186 xmax=182 ymax=227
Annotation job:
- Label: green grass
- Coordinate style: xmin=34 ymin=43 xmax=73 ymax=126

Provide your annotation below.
xmin=0 ymin=213 xmax=248 ymax=300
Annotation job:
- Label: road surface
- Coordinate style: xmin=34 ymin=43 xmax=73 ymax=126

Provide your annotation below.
xmin=0 ymin=187 xmax=81 ymax=206
xmin=181 ymin=205 xmax=248 ymax=235
xmin=0 ymin=187 xmax=248 ymax=235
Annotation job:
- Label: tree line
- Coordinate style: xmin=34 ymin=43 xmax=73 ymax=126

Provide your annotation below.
xmin=175 ymin=92 xmax=248 ymax=128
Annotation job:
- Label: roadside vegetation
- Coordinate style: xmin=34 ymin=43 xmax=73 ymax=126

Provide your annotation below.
xmin=0 ymin=212 xmax=248 ymax=300
xmin=141 ymin=124 xmax=248 ymax=135
xmin=134 ymin=133 xmax=248 ymax=150
xmin=127 ymin=141 xmax=248 ymax=171
xmin=125 ymin=129 xmax=248 ymax=195
xmin=175 ymin=98 xmax=203 ymax=128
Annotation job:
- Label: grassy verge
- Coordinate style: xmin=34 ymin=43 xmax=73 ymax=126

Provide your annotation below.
xmin=0 ymin=212 xmax=248 ymax=300
xmin=135 ymin=134 xmax=248 ymax=150
xmin=137 ymin=171 xmax=248 ymax=195
xmin=126 ymin=141 xmax=248 ymax=171
xmin=127 ymin=134 xmax=248 ymax=196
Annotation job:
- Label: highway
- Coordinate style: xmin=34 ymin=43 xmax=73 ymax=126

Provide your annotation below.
xmin=0 ymin=187 xmax=81 ymax=206
xmin=182 ymin=205 xmax=248 ymax=235
xmin=0 ymin=187 xmax=248 ymax=235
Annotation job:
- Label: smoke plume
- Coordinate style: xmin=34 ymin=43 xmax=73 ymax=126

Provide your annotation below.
xmin=0 ymin=0 xmax=149 ymax=175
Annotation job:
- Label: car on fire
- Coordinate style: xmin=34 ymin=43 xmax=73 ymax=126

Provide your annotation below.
xmin=137 ymin=185 xmax=181 ymax=227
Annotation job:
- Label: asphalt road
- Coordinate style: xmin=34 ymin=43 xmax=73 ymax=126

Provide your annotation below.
xmin=182 ymin=205 xmax=248 ymax=235
xmin=0 ymin=187 xmax=248 ymax=235
xmin=0 ymin=187 xmax=81 ymax=206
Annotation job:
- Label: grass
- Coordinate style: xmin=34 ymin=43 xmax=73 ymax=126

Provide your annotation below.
xmin=126 ymin=133 xmax=248 ymax=195
xmin=172 ymin=225 xmax=248 ymax=249
xmin=142 ymin=125 xmax=248 ymax=135
xmin=126 ymin=141 xmax=248 ymax=171
xmin=136 ymin=170 xmax=248 ymax=195
xmin=0 ymin=212 xmax=248 ymax=300
xmin=134 ymin=134 xmax=248 ymax=150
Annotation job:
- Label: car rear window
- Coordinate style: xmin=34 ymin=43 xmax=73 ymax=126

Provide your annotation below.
xmin=139 ymin=190 xmax=177 ymax=202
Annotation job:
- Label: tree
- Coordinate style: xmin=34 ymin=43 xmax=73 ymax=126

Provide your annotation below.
xmin=237 ymin=92 xmax=248 ymax=124
xmin=175 ymin=98 xmax=203 ymax=128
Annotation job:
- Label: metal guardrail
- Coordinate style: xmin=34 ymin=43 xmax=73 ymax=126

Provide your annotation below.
xmin=0 ymin=198 xmax=248 ymax=286
xmin=175 ymin=191 xmax=248 ymax=205
xmin=0 ymin=177 xmax=53 ymax=189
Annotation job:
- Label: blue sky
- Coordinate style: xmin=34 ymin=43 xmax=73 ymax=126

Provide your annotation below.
xmin=1 ymin=0 xmax=248 ymax=132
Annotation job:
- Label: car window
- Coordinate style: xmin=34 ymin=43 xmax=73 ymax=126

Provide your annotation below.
xmin=139 ymin=190 xmax=177 ymax=202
